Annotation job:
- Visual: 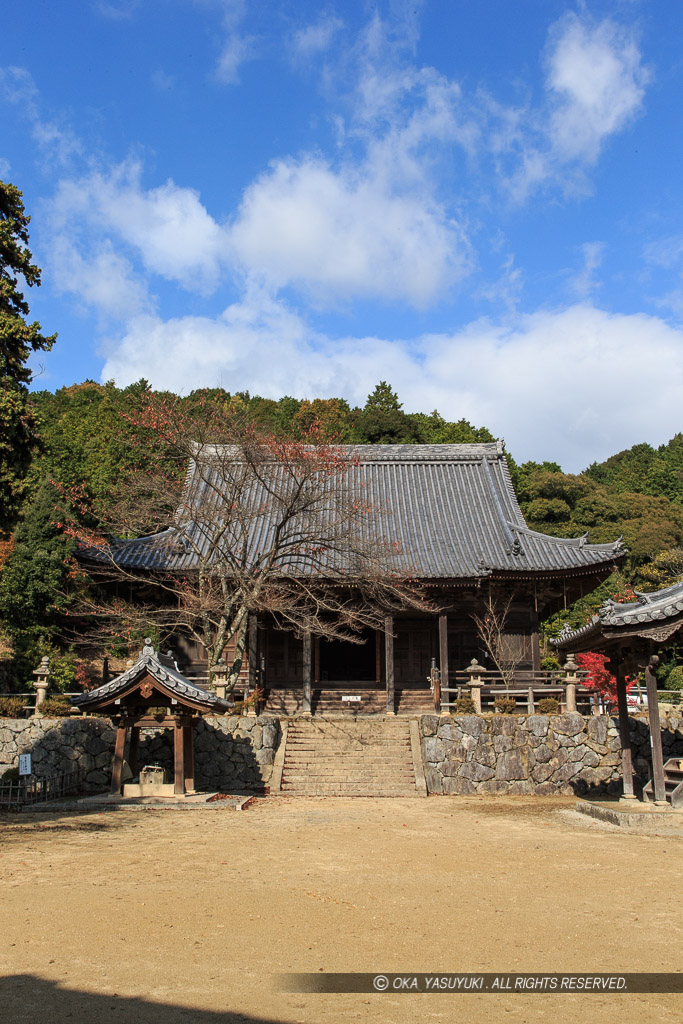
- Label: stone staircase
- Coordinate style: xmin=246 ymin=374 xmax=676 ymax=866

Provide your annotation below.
xmin=279 ymin=716 xmax=422 ymax=796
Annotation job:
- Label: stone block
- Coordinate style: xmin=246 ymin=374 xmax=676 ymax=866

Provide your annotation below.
xmin=459 ymin=761 xmax=495 ymax=782
xmin=255 ymin=747 xmax=274 ymax=766
xmin=587 ymin=716 xmax=608 ymax=744
xmin=552 ymin=761 xmax=581 ymax=783
xmin=495 ymin=749 xmax=527 ymax=781
xmin=442 ymin=775 xmax=476 ymax=795
xmin=551 ymin=713 xmax=585 ymax=737
xmin=535 ymin=743 xmax=552 ymax=764
xmin=532 ymin=763 xmax=552 ymax=784
xmin=526 ymin=715 xmax=549 ymax=737
xmin=422 ymin=736 xmax=446 ymax=763
xmin=508 ymin=780 xmax=535 ymax=795
xmin=424 ymin=765 xmax=443 ymax=793
xmin=262 ymin=721 xmax=279 ymax=747
xmin=568 ymin=744 xmax=590 ymax=763
xmin=421 ymin=715 xmax=440 ymax=737
xmin=493 ymin=735 xmax=513 ymax=753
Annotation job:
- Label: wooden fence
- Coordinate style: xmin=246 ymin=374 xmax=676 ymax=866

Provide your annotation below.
xmin=0 ymin=768 xmax=85 ymax=809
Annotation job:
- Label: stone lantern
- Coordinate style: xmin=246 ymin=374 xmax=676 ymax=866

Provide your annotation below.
xmin=212 ymin=659 xmax=228 ymax=701
xmin=563 ymin=654 xmax=579 ymax=714
xmin=32 ymin=656 xmax=50 ymax=714
xmin=465 ymin=658 xmax=486 ymax=714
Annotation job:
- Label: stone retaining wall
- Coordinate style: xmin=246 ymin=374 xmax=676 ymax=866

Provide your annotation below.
xmin=0 ymin=715 xmax=281 ymax=793
xmin=3 ymin=712 xmax=683 ymax=798
xmin=420 ymin=712 xmax=683 ymax=796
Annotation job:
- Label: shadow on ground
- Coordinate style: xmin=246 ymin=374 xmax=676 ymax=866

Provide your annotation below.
xmin=0 ymin=975 xmax=289 ymax=1024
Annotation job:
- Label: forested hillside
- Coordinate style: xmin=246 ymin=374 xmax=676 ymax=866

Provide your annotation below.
xmin=1 ymin=377 xmax=682 ymax=689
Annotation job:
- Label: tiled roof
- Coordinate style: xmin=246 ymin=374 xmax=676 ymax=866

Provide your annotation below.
xmin=87 ymin=443 xmax=625 ymax=581
xmin=554 ymin=579 xmax=683 ymax=650
xmin=72 ymin=641 xmax=233 ymax=713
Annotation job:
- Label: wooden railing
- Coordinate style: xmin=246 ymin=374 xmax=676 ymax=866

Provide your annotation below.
xmin=439 ymin=668 xmax=595 ymax=714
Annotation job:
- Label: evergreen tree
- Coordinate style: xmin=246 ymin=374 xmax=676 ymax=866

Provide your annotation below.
xmin=0 ymin=181 xmax=56 ymax=533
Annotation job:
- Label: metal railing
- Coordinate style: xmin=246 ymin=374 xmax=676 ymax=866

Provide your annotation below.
xmin=0 ymin=768 xmax=85 ymax=809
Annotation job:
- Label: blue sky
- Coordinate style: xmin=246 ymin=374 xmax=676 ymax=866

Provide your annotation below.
xmin=3 ymin=0 xmax=683 ymax=471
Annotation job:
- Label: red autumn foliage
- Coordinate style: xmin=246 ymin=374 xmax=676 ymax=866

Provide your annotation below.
xmin=576 ymin=651 xmax=633 ymax=710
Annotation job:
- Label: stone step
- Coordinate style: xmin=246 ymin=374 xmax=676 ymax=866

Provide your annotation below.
xmin=280 ymin=787 xmax=418 ymax=796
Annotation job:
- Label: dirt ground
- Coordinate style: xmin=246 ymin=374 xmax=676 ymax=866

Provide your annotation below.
xmin=0 ymin=795 xmax=682 ymax=1024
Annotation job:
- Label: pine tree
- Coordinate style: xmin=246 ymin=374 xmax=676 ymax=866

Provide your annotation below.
xmin=0 ymin=181 xmax=56 ymax=533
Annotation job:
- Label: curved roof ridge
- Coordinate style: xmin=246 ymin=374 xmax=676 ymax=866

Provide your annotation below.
xmin=508 ymin=522 xmax=625 ymax=552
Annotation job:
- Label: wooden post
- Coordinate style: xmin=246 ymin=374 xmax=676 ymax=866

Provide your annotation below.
xmin=645 ymin=656 xmax=666 ymax=804
xmin=173 ymin=719 xmax=185 ymax=796
xmin=128 ymin=726 xmax=140 ymax=776
xmin=183 ymin=722 xmax=195 ymax=794
xmin=527 ymin=687 xmax=535 ymax=715
xmin=247 ymin=614 xmax=258 ymax=715
xmin=314 ymin=637 xmax=320 ymax=684
xmin=110 ymin=722 xmax=127 ymax=795
xmin=385 ymin=615 xmax=395 ymax=715
xmin=303 ymin=631 xmax=312 ymax=714
xmin=248 ymin=614 xmax=258 ymax=690
xmin=438 ymin=613 xmax=449 ymax=698
xmin=615 ymin=667 xmax=635 ymax=800
xmin=375 ymin=629 xmax=382 ymax=684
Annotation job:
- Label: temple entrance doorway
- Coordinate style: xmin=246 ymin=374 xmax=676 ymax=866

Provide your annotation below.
xmin=319 ymin=628 xmax=377 ymax=684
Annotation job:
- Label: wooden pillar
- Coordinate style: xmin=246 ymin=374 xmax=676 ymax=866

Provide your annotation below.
xmin=615 ymin=666 xmax=636 ymax=800
xmin=645 ymin=656 xmax=666 ymax=804
xmin=248 ymin=614 xmax=258 ymax=693
xmin=438 ymin=613 xmax=449 ymax=696
xmin=173 ymin=719 xmax=185 ymax=796
xmin=183 ymin=722 xmax=195 ymax=794
xmin=384 ymin=616 xmax=395 ymax=715
xmin=375 ymin=629 xmax=382 ymax=684
xmin=530 ymin=610 xmax=541 ymax=673
xmin=314 ymin=637 xmax=320 ymax=684
xmin=110 ymin=722 xmax=127 ymax=794
xmin=303 ymin=631 xmax=312 ymax=714
xmin=128 ymin=726 xmax=140 ymax=776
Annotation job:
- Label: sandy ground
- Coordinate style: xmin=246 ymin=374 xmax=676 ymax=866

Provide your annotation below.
xmin=0 ymin=795 xmax=682 ymax=1024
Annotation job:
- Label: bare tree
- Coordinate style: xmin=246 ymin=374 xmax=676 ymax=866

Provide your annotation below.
xmin=471 ymin=591 xmax=524 ymax=689
xmin=68 ymin=393 xmax=428 ymax=689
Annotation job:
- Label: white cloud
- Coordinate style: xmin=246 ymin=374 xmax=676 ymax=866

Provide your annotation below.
xmin=229 ymin=155 xmax=470 ymax=306
xmin=0 ymin=66 xmax=81 ymax=165
xmin=49 ymin=235 xmax=151 ymax=320
xmin=291 ymin=14 xmax=343 ymax=59
xmin=571 ymin=241 xmax=605 ymax=298
xmin=212 ymin=0 xmax=256 ymax=84
xmin=101 ymin=301 xmax=683 ymax=472
xmin=546 ymin=14 xmax=648 ymax=165
xmin=491 ymin=14 xmax=649 ymax=200
xmin=48 ymin=163 xmax=227 ymax=295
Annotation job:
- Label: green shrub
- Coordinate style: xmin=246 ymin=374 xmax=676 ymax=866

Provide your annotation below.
xmin=541 ymin=656 xmax=562 ymax=672
xmin=454 ymin=696 xmax=476 ymax=714
xmin=666 ymin=665 xmax=683 ymax=692
xmin=37 ymin=695 xmax=73 ymax=717
xmin=536 ymin=697 xmax=560 ymax=715
xmin=0 ymin=696 xmax=27 ymax=717
xmin=493 ymin=695 xmax=517 ymax=715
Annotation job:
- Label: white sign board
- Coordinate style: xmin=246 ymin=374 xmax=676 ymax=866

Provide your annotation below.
xmin=18 ymin=753 xmax=32 ymax=776
xmin=341 ymin=695 xmax=362 ymax=702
